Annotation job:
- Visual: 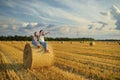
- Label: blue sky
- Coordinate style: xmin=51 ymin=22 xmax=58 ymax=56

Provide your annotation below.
xmin=0 ymin=0 xmax=120 ymax=39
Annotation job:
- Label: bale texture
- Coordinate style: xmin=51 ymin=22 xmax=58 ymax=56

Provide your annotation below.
xmin=23 ymin=43 xmax=54 ymax=69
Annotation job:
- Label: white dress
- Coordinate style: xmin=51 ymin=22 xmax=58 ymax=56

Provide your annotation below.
xmin=39 ymin=35 xmax=45 ymax=42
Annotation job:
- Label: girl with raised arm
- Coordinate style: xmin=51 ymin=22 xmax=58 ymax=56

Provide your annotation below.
xmin=39 ymin=30 xmax=50 ymax=52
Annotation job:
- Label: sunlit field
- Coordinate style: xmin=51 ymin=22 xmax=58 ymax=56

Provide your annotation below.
xmin=0 ymin=41 xmax=120 ymax=80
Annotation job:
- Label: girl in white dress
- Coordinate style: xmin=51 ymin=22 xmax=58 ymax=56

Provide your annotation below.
xmin=39 ymin=30 xmax=50 ymax=52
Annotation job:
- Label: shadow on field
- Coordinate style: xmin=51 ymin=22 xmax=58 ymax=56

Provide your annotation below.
xmin=0 ymin=63 xmax=24 ymax=71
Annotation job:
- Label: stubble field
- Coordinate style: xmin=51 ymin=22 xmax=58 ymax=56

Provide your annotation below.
xmin=0 ymin=41 xmax=120 ymax=80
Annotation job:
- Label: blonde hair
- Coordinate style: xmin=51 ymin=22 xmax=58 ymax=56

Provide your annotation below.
xmin=34 ymin=32 xmax=38 ymax=39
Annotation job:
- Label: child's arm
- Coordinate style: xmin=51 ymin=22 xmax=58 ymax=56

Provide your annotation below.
xmin=34 ymin=37 xmax=40 ymax=44
xmin=34 ymin=37 xmax=38 ymax=42
xmin=44 ymin=32 xmax=50 ymax=35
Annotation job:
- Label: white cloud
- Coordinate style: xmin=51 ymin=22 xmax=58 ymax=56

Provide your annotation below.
xmin=0 ymin=0 xmax=120 ymax=39
xmin=12 ymin=25 xmax=18 ymax=30
xmin=100 ymin=12 xmax=110 ymax=16
xmin=108 ymin=5 xmax=120 ymax=30
xmin=30 ymin=22 xmax=38 ymax=27
xmin=22 ymin=22 xmax=29 ymax=27
xmin=7 ymin=0 xmax=90 ymax=24
xmin=111 ymin=5 xmax=120 ymax=14
xmin=100 ymin=5 xmax=120 ymax=30
xmin=59 ymin=26 xmax=70 ymax=33
xmin=2 ymin=24 xmax=8 ymax=29
xmin=22 ymin=22 xmax=38 ymax=27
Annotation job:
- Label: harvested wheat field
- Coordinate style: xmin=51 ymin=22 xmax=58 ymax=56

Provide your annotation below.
xmin=0 ymin=41 xmax=120 ymax=80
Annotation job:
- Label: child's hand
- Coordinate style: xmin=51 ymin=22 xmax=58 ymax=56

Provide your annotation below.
xmin=45 ymin=32 xmax=50 ymax=35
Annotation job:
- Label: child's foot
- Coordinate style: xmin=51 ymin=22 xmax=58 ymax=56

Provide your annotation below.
xmin=45 ymin=50 xmax=50 ymax=53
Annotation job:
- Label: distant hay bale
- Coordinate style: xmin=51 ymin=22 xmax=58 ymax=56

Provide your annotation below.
xmin=61 ymin=41 xmax=64 ymax=44
xmin=70 ymin=42 xmax=73 ymax=44
xmin=57 ymin=42 xmax=59 ymax=43
xmin=106 ymin=42 xmax=109 ymax=44
xmin=23 ymin=43 xmax=54 ymax=69
xmin=80 ymin=41 xmax=84 ymax=43
xmin=89 ymin=42 xmax=95 ymax=46
xmin=11 ymin=41 xmax=16 ymax=44
xmin=82 ymin=41 xmax=85 ymax=44
xmin=118 ymin=42 xmax=120 ymax=45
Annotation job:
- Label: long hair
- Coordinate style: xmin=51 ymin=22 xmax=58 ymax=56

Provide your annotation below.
xmin=34 ymin=32 xmax=38 ymax=40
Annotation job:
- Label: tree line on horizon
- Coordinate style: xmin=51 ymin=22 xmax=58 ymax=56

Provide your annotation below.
xmin=0 ymin=35 xmax=94 ymax=41
xmin=0 ymin=35 xmax=119 ymax=41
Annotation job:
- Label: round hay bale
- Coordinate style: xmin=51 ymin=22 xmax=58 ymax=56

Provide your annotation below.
xmin=106 ymin=42 xmax=109 ymax=44
xmin=82 ymin=41 xmax=85 ymax=44
xmin=80 ymin=41 xmax=82 ymax=43
xmin=61 ymin=41 xmax=64 ymax=44
xmin=118 ymin=42 xmax=120 ymax=45
xmin=70 ymin=42 xmax=73 ymax=44
xmin=23 ymin=43 xmax=54 ymax=69
xmin=89 ymin=42 xmax=95 ymax=46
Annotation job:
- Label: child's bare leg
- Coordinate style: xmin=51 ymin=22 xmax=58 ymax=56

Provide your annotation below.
xmin=37 ymin=42 xmax=40 ymax=48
